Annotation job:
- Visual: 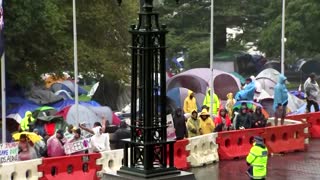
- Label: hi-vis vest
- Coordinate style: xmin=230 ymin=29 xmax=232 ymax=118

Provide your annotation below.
xmin=246 ymin=144 xmax=268 ymax=179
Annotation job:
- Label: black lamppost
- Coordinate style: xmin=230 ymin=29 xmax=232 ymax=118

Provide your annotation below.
xmin=103 ymin=0 xmax=195 ymax=179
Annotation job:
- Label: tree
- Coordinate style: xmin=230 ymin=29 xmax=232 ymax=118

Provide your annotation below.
xmin=3 ymin=0 xmax=138 ymax=86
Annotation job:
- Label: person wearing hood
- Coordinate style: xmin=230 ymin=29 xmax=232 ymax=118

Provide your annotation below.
xmin=214 ymin=108 xmax=232 ymax=132
xmin=225 ymin=92 xmax=236 ymax=118
xmin=252 ymin=107 xmax=267 ymax=128
xmin=203 ymin=88 xmax=220 ymax=116
xmin=304 ymin=73 xmax=320 ymax=113
xmin=199 ymin=109 xmax=215 ymax=135
xmin=20 ymin=111 xmax=35 ymax=132
xmin=111 ymin=121 xmax=130 ymax=149
xmin=183 ymin=90 xmax=197 ymax=114
xmin=246 ymin=136 xmax=268 ymax=180
xmin=235 ymin=106 xmax=252 ymax=130
xmin=47 ymin=129 xmax=66 ymax=157
xmin=235 ymin=78 xmax=256 ymax=101
xmin=173 ymin=108 xmax=188 ymax=140
xmin=186 ymin=109 xmax=201 ymax=138
xmin=273 ymin=74 xmax=289 ymax=126
xmin=90 ymin=126 xmax=110 ymax=152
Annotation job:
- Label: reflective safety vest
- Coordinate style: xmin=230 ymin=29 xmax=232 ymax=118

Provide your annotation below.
xmin=246 ymin=144 xmax=268 ymax=179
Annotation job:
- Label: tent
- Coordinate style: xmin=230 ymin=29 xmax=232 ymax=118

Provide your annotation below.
xmin=166 ymin=68 xmax=241 ymax=100
xmin=50 ymin=80 xmax=87 ymax=97
xmin=56 ymin=104 xmax=101 ymax=128
xmin=92 ymin=78 xmax=131 ymax=111
xmin=256 ymin=68 xmax=280 ymax=96
xmin=87 ymin=106 xmax=120 ymax=126
xmin=297 ymin=59 xmax=320 ymax=75
xmin=167 ymin=87 xmax=205 ymax=111
xmin=261 ymin=61 xmax=281 ymax=72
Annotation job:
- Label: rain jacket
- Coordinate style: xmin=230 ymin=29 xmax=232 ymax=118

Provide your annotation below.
xmin=273 ymin=74 xmax=288 ymax=111
xmin=20 ymin=111 xmax=35 ymax=131
xmin=214 ymin=109 xmax=232 ymax=132
xmin=304 ymin=77 xmax=320 ymax=102
xmin=183 ymin=90 xmax=197 ymax=113
xmin=199 ymin=109 xmax=215 ymax=134
xmin=235 ymin=81 xmax=256 ymax=101
xmin=252 ymin=107 xmax=267 ymax=128
xmin=225 ymin=93 xmax=236 ymax=118
xmin=246 ymin=142 xmax=268 ymax=179
xmin=186 ymin=110 xmax=201 ymax=138
xmin=203 ymin=89 xmax=220 ymax=115
xmin=173 ymin=108 xmax=187 ymax=140
xmin=90 ymin=127 xmax=110 ymax=152
xmin=47 ymin=135 xmax=66 ymax=157
xmin=235 ymin=107 xmax=252 ymax=130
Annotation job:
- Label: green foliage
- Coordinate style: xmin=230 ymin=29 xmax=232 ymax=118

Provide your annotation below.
xmin=4 ymin=0 xmax=138 ymax=86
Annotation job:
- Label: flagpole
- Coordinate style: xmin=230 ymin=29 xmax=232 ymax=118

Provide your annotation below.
xmin=281 ymin=0 xmax=285 ymax=74
xmin=209 ymin=0 xmax=214 ymax=118
xmin=73 ymin=0 xmax=79 ymax=125
xmin=1 ymin=52 xmax=5 ymax=143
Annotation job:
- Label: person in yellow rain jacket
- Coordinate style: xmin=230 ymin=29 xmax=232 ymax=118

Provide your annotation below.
xmin=20 ymin=111 xmax=35 ymax=132
xmin=186 ymin=109 xmax=201 ymax=138
xmin=199 ymin=109 xmax=215 ymax=135
xmin=203 ymin=88 xmax=220 ymax=116
xmin=246 ymin=136 xmax=268 ymax=180
xmin=183 ymin=90 xmax=197 ymax=114
xmin=225 ymin=92 xmax=236 ymax=118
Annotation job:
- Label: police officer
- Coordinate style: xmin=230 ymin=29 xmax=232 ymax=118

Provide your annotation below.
xmin=246 ymin=136 xmax=268 ymax=180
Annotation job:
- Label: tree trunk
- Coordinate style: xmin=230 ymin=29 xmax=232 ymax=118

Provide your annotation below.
xmin=214 ymin=16 xmax=227 ymax=54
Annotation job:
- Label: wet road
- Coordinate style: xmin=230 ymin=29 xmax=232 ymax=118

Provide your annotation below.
xmin=190 ymin=140 xmax=320 ymax=180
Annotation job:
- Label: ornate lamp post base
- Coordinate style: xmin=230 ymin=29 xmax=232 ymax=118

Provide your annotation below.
xmin=102 ymin=170 xmax=196 ymax=180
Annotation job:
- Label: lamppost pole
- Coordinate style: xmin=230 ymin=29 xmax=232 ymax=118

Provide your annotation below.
xmin=281 ymin=0 xmax=285 ymax=75
xmin=103 ymin=0 xmax=195 ymax=179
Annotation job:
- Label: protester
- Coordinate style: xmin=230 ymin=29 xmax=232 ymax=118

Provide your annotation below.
xmin=304 ymin=73 xmax=320 ymax=112
xmin=183 ymin=90 xmax=197 ymax=114
xmin=18 ymin=134 xmax=37 ymax=161
xmin=32 ymin=129 xmax=47 ymax=158
xmin=252 ymin=107 xmax=267 ymax=128
xmin=225 ymin=92 xmax=236 ymax=118
xmin=90 ymin=126 xmax=110 ymax=152
xmin=246 ymin=136 xmax=268 ymax=180
xmin=214 ymin=108 xmax=232 ymax=132
xmin=235 ymin=106 xmax=252 ymax=130
xmin=111 ymin=121 xmax=130 ymax=149
xmin=20 ymin=111 xmax=35 ymax=132
xmin=47 ymin=129 xmax=66 ymax=157
xmin=186 ymin=110 xmax=201 ymax=138
xmin=203 ymin=88 xmax=220 ymax=116
xmin=79 ymin=121 xmax=105 ymax=137
xmin=199 ymin=109 xmax=215 ymax=135
xmin=64 ymin=124 xmax=75 ymax=140
xmin=66 ymin=128 xmax=85 ymax=154
xmin=235 ymin=78 xmax=256 ymax=101
xmin=273 ymin=74 xmax=289 ymax=126
xmin=173 ymin=108 xmax=188 ymax=140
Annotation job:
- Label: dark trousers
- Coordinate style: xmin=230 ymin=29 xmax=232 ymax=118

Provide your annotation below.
xmin=306 ymin=99 xmax=319 ymax=112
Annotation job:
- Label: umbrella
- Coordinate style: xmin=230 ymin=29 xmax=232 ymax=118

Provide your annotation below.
xmin=12 ymin=132 xmax=42 ymax=143
xmin=233 ymin=100 xmax=269 ymax=119
xmin=33 ymin=106 xmax=57 ymax=119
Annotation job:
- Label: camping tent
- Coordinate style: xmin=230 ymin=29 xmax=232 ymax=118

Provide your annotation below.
xmin=167 ymin=87 xmax=205 ymax=111
xmin=166 ymin=68 xmax=241 ymax=100
xmin=261 ymin=61 xmax=281 ymax=73
xmin=256 ymin=68 xmax=280 ymax=96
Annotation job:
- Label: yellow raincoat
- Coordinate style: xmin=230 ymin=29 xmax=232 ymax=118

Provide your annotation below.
xmin=203 ymin=89 xmax=220 ymax=115
xmin=199 ymin=109 xmax=215 ymax=134
xmin=183 ymin=90 xmax=197 ymax=114
xmin=20 ymin=111 xmax=35 ymax=131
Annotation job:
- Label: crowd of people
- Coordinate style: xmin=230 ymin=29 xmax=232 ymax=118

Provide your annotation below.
xmin=172 ymin=74 xmax=291 ymax=139
xmin=7 ymin=114 xmax=131 ymax=161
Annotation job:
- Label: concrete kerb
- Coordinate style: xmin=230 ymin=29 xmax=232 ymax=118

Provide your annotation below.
xmin=0 ymin=158 xmax=43 ymax=180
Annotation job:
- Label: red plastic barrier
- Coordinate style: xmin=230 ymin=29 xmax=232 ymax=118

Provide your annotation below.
xmin=38 ymin=153 xmax=102 ymax=180
xmin=167 ymin=139 xmax=190 ymax=170
xmin=216 ymin=128 xmax=264 ymax=160
xmin=262 ymin=124 xmax=307 ymax=153
xmin=287 ymin=112 xmax=320 ymax=138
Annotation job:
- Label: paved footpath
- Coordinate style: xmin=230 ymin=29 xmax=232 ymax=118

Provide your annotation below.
xmin=190 ymin=140 xmax=320 ymax=180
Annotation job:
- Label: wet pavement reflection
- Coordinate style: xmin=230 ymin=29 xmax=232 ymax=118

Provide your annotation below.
xmin=190 ymin=140 xmax=320 ymax=180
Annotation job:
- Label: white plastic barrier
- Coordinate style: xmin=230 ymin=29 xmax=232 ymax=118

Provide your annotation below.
xmin=0 ymin=159 xmax=42 ymax=180
xmin=96 ymin=149 xmax=125 ymax=176
xmin=186 ymin=133 xmax=219 ymax=167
